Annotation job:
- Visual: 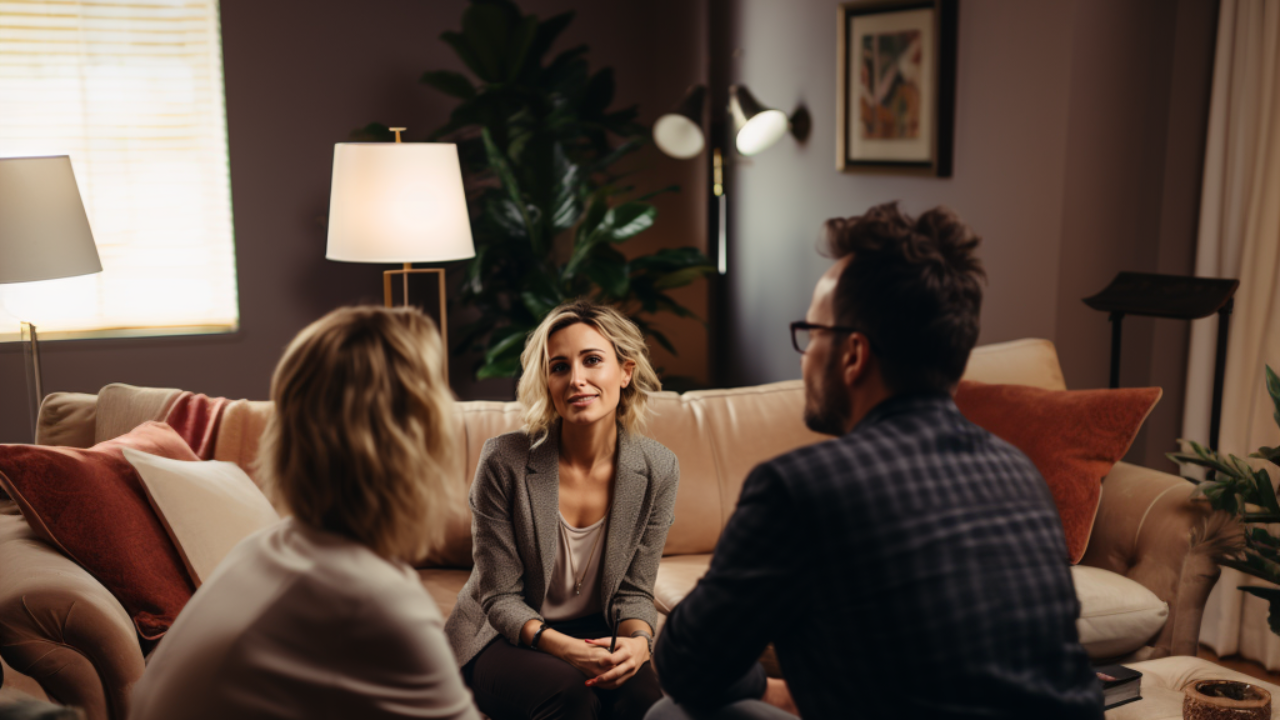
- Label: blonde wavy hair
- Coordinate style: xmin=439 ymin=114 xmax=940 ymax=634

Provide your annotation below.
xmin=258 ymin=305 xmax=459 ymax=563
xmin=517 ymin=300 xmax=661 ymax=444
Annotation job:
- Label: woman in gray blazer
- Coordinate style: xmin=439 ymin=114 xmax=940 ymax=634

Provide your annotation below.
xmin=445 ymin=300 xmax=679 ymax=720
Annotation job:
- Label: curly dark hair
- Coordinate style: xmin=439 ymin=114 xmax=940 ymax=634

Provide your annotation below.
xmin=824 ymin=202 xmax=985 ymax=394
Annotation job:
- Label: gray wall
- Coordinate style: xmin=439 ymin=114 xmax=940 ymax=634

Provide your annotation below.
xmin=0 ymin=0 xmax=707 ymax=442
xmin=718 ymin=0 xmax=1218 ymax=469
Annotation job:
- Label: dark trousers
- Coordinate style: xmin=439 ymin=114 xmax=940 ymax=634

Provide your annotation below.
xmin=464 ymin=615 xmax=663 ymax=720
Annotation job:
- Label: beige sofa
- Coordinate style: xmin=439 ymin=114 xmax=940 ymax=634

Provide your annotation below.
xmin=0 ymin=339 xmax=1232 ymax=720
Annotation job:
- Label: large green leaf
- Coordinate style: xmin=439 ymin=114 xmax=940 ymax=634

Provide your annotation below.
xmin=481 ymin=128 xmax=541 ymax=250
xmin=420 ymin=70 xmax=476 ymax=99
xmin=582 ymin=68 xmax=616 ymax=117
xmin=441 ymin=30 xmax=490 ymax=83
xmin=1254 ymin=466 xmax=1280 ymax=513
xmin=549 ymin=145 xmax=583 ymax=232
xmin=527 ymin=10 xmax=574 ymax=66
xmin=653 ymin=265 xmax=715 ymax=290
xmin=456 ymin=0 xmax=535 ymax=83
xmin=484 ymin=326 xmax=529 ymax=366
xmin=477 ymin=354 xmax=523 ymax=380
xmin=594 ymin=202 xmax=656 ymax=244
xmin=580 ymin=247 xmax=629 ymax=299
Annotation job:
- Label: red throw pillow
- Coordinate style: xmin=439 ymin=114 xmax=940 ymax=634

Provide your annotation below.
xmin=0 ymin=421 xmax=199 ymax=639
xmin=953 ymin=381 xmax=1161 ymax=564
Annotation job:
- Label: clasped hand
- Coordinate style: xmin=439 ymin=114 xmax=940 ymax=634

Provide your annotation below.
xmin=561 ymin=635 xmax=648 ymax=689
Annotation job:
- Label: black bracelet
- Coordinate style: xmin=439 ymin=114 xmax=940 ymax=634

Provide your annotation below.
xmin=530 ymin=622 xmax=548 ymax=651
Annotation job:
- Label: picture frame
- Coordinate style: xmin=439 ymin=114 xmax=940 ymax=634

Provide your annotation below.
xmin=837 ymin=0 xmax=957 ymax=176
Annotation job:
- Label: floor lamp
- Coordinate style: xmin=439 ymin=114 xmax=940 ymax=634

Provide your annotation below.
xmin=0 ymin=156 xmax=102 ymax=437
xmin=325 ymin=130 xmax=475 ymax=380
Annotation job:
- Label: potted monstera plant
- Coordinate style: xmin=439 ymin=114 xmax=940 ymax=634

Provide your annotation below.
xmin=358 ymin=0 xmax=713 ymax=379
xmin=1169 ymin=366 xmax=1280 ymax=635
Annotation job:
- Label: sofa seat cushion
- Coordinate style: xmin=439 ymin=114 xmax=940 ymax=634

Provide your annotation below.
xmin=655 ymin=554 xmax=713 ymax=615
xmin=419 ymin=568 xmax=472 ymax=620
xmin=1072 ymin=565 xmax=1168 ymax=659
xmin=654 ymin=557 xmax=1167 ymax=660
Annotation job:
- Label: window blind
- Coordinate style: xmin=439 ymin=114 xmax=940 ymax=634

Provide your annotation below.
xmin=0 ymin=0 xmax=238 ymax=339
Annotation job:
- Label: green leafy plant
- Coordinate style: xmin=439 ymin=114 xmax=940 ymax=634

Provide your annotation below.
xmin=1168 ymin=365 xmax=1280 ymax=634
xmin=358 ymin=0 xmax=713 ymax=379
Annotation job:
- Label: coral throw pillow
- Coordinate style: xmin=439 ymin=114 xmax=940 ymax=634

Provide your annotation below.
xmin=953 ymin=381 xmax=1162 ymax=564
xmin=0 ymin=421 xmax=199 ymax=639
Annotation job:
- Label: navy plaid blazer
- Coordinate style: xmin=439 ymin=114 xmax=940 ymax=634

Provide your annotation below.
xmin=655 ymin=393 xmax=1104 ymax=719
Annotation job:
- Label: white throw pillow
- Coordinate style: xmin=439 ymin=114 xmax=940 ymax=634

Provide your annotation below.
xmin=1073 ymin=565 xmax=1169 ymax=659
xmin=124 ymin=447 xmax=280 ymax=587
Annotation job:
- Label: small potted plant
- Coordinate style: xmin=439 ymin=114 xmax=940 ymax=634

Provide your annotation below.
xmin=1169 ymin=366 xmax=1280 ymax=636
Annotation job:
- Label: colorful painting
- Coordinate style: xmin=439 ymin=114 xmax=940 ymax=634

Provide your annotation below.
xmin=838 ymin=1 xmax=956 ymax=176
xmin=859 ymin=30 xmax=922 ymax=140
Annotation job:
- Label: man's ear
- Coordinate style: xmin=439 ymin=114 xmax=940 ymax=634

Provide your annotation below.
xmin=841 ymin=333 xmax=874 ymax=387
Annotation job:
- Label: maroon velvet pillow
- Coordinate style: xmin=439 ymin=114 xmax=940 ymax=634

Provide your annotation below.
xmin=0 ymin=421 xmax=199 ymax=639
xmin=953 ymin=381 xmax=1162 ymax=564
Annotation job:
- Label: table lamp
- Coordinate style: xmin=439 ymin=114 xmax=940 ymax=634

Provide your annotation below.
xmin=0 ymin=155 xmax=103 ymax=434
xmin=326 ymin=129 xmax=475 ymax=379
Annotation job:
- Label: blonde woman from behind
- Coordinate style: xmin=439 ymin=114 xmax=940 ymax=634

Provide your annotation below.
xmin=130 ymin=306 xmax=479 ymax=720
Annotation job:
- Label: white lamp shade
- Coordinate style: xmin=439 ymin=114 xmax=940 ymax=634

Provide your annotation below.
xmin=0 ymin=156 xmax=102 ymax=284
xmin=735 ymin=109 xmax=790 ymax=156
xmin=654 ymin=114 xmax=706 ymax=159
xmin=326 ymin=143 xmax=476 ymax=264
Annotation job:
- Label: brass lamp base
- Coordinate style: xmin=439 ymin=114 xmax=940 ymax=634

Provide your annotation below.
xmin=20 ymin=321 xmax=42 ymax=439
xmin=383 ymin=263 xmax=449 ymax=379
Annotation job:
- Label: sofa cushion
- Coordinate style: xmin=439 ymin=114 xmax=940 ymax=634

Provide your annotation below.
xmin=0 ymin=422 xmax=198 ymax=639
xmin=954 ymin=381 xmax=1162 ymax=563
xmin=94 ymin=384 xmax=182 ymax=445
xmin=1072 ymin=565 xmax=1168 ymax=659
xmin=418 ymin=568 xmax=472 ymax=620
xmin=654 ymin=554 xmax=713 ymax=615
xmin=34 ymin=392 xmax=97 ymax=449
xmin=962 ymin=338 xmax=1068 ymax=391
xmin=124 ymin=448 xmax=280 ymax=587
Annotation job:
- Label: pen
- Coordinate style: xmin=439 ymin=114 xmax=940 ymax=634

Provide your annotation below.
xmin=608 ymin=605 xmax=619 ymax=652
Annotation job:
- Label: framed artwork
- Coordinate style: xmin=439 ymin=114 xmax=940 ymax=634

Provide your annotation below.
xmin=837 ymin=0 xmax=957 ymax=176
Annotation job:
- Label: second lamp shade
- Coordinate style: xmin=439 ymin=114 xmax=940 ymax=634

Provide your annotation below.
xmin=326 ymin=143 xmax=475 ymax=264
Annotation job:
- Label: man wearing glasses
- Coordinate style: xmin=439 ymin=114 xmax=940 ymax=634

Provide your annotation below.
xmin=646 ymin=203 xmax=1102 ymax=719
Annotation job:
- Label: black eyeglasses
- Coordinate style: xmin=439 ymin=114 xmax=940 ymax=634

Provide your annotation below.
xmin=790 ymin=321 xmax=864 ymax=354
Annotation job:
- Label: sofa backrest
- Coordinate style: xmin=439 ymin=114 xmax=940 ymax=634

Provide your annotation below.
xmin=33 ymin=337 xmax=1068 ymax=564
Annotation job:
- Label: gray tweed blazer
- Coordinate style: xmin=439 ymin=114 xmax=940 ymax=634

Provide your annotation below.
xmin=443 ymin=423 xmax=679 ymax=668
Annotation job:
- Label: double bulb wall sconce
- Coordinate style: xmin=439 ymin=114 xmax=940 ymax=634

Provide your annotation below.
xmin=652 ymin=84 xmax=809 ymax=279
xmin=653 ymin=84 xmax=810 ymax=160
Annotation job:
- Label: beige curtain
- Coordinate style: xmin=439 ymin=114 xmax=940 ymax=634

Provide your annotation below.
xmin=1184 ymin=0 xmax=1280 ymax=670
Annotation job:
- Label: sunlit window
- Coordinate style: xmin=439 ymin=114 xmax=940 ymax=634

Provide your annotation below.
xmin=0 ymin=0 xmax=238 ymax=340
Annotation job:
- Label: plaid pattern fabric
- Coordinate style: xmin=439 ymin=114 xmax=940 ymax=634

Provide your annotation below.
xmin=655 ymin=393 xmax=1104 ymax=719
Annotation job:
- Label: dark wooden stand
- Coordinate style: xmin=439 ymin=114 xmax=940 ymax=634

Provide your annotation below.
xmin=1083 ymin=272 xmax=1239 ymax=449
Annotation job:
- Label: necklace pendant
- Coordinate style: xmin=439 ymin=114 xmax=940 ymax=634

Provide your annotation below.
xmin=574 ymin=586 xmax=581 ymax=596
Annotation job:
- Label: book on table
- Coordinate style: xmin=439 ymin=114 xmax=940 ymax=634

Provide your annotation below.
xmin=1095 ymin=664 xmax=1142 ymax=709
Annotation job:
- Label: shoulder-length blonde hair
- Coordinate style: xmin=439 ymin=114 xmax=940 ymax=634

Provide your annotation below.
xmin=517 ymin=300 xmax=661 ymax=444
xmin=258 ymin=305 xmax=459 ymax=563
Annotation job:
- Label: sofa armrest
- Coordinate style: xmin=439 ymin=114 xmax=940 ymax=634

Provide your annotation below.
xmin=0 ymin=510 xmax=144 ymax=720
xmin=1079 ymin=461 xmax=1225 ymax=657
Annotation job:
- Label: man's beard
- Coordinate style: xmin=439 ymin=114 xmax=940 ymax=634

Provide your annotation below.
xmin=803 ymin=350 xmax=852 ymax=436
